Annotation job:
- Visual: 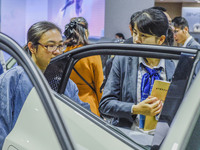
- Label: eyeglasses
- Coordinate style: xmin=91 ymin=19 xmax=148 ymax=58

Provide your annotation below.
xmin=37 ymin=42 xmax=66 ymax=52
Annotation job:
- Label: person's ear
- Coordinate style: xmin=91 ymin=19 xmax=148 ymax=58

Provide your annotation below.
xmin=28 ymin=42 xmax=37 ymax=54
xmin=157 ymin=35 xmax=166 ymax=45
xmin=183 ymin=26 xmax=188 ymax=33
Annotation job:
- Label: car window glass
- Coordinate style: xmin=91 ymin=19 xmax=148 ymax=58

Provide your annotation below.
xmin=49 ymin=52 xmax=184 ymax=148
xmin=43 ymin=43 xmax=197 ymax=149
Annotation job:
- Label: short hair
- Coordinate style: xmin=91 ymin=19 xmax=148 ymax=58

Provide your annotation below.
xmin=172 ymin=16 xmax=189 ymax=29
xmin=130 ymin=11 xmax=142 ymax=30
xmin=150 ymin=6 xmax=167 ymax=12
xmin=115 ymin=33 xmax=125 ymax=39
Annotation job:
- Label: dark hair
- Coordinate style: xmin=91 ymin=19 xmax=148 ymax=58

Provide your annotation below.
xmin=130 ymin=11 xmax=142 ymax=30
xmin=70 ymin=17 xmax=88 ymax=29
xmin=135 ymin=8 xmax=169 ymax=38
xmin=172 ymin=16 xmax=189 ymax=29
xmin=24 ymin=21 xmax=62 ymax=56
xmin=150 ymin=6 xmax=167 ymax=12
xmin=115 ymin=33 xmax=125 ymax=39
xmin=77 ymin=17 xmax=88 ymax=29
xmin=164 ymin=26 xmax=174 ymax=46
xmin=64 ymin=17 xmax=89 ymax=46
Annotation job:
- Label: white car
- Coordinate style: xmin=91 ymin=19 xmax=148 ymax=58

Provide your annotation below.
xmin=1 ymin=32 xmax=200 ymax=150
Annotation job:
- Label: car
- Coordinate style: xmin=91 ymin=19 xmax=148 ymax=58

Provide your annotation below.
xmin=1 ymin=32 xmax=200 ymax=150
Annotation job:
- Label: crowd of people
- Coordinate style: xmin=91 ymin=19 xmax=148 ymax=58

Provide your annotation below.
xmin=0 ymin=6 xmax=200 ymax=148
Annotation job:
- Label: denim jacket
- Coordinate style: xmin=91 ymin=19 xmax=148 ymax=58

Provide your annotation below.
xmin=0 ymin=63 xmax=3 ymax=75
xmin=0 ymin=66 xmax=90 ymax=148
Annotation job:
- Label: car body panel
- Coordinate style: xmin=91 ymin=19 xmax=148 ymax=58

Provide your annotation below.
xmin=55 ymin=94 xmax=139 ymax=150
xmin=3 ymin=88 xmax=136 ymax=150
xmin=3 ymin=88 xmax=61 ymax=150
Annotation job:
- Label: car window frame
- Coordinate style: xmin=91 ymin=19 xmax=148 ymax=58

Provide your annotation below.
xmin=161 ymin=51 xmax=200 ymax=150
xmin=50 ymin=43 xmax=197 ymax=94
xmin=47 ymin=43 xmax=199 ymax=148
xmin=0 ymin=32 xmax=75 ymax=150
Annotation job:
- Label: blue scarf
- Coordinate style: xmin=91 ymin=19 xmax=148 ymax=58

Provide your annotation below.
xmin=139 ymin=64 xmax=162 ymax=128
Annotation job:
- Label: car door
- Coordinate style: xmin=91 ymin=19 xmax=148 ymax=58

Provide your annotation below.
xmin=44 ymin=42 xmax=199 ymax=150
xmin=0 ymin=32 xmax=74 ymax=150
xmin=0 ymin=34 xmax=141 ymax=149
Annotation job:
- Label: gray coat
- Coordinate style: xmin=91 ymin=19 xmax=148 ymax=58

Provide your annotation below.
xmin=186 ymin=37 xmax=200 ymax=50
xmin=186 ymin=37 xmax=200 ymax=76
xmin=99 ymin=56 xmax=175 ymax=128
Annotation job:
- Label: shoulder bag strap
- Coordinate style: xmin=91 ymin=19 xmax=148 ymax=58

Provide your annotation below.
xmin=73 ymin=67 xmax=96 ymax=93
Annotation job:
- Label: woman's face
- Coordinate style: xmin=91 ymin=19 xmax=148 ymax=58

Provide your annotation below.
xmin=133 ymin=24 xmax=165 ymax=45
xmin=30 ymin=29 xmax=63 ymax=71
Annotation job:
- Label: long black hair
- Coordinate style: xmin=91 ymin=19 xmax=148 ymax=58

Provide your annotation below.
xmin=64 ymin=17 xmax=89 ymax=46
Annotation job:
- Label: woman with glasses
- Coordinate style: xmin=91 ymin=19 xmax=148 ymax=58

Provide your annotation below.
xmin=99 ymin=8 xmax=176 ymax=131
xmin=64 ymin=17 xmax=104 ymax=116
xmin=0 ymin=21 xmax=90 ymax=149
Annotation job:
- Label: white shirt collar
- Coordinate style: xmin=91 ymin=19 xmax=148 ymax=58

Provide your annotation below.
xmin=183 ymin=36 xmax=192 ymax=47
xmin=139 ymin=57 xmax=165 ymax=71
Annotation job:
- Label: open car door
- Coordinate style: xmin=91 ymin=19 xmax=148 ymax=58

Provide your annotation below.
xmin=44 ymin=43 xmax=200 ymax=150
xmin=0 ymin=32 xmax=75 ymax=150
